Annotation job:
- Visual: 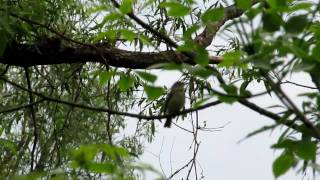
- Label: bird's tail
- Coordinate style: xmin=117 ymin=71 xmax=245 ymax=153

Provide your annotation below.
xmin=164 ymin=117 xmax=172 ymax=128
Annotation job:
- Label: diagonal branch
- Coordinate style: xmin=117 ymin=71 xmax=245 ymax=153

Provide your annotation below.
xmin=110 ymin=0 xmax=178 ymax=48
xmin=0 ymin=99 xmax=44 ymax=114
xmin=194 ymin=1 xmax=259 ymax=48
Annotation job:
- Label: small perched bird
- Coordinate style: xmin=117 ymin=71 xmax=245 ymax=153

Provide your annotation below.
xmin=164 ymin=81 xmax=185 ymax=128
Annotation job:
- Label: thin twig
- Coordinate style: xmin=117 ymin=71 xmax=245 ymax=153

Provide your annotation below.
xmin=281 ymin=80 xmax=317 ymax=90
xmin=0 ymin=76 xmax=222 ymax=120
xmin=23 ymin=67 xmax=38 ymax=171
xmin=0 ymin=99 xmax=44 ymax=114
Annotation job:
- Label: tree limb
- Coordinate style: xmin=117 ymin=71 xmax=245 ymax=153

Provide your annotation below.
xmin=1 ymin=43 xmax=221 ymax=68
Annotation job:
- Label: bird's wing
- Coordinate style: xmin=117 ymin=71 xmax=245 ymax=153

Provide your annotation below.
xmin=163 ymin=90 xmax=173 ymax=114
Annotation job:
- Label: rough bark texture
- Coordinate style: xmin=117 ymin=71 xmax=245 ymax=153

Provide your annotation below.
xmin=1 ymin=43 xmax=221 ymax=69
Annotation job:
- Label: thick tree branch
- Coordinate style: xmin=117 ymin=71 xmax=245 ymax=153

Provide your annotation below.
xmin=1 ymin=43 xmax=221 ymax=68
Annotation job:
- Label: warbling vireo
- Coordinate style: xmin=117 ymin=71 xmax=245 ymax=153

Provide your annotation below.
xmin=164 ymin=81 xmax=185 ymax=128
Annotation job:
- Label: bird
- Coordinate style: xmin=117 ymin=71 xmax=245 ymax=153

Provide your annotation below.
xmin=164 ymin=81 xmax=185 ymax=128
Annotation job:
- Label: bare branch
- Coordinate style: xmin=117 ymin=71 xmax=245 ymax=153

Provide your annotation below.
xmin=0 ymin=99 xmax=44 ymax=114
xmin=0 ymin=76 xmax=222 ymax=120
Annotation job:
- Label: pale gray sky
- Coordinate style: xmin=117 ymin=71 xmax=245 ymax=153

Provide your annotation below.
xmin=120 ymin=1 xmax=319 ymax=179
xmin=138 ymin=72 xmax=314 ymax=180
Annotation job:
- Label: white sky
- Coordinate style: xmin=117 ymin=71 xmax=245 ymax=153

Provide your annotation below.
xmin=138 ymin=72 xmax=314 ymax=180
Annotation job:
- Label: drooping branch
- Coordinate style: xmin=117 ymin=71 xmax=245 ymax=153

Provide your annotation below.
xmin=0 ymin=76 xmax=222 ymax=120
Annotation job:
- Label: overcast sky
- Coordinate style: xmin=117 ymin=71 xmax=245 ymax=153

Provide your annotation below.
xmin=136 ymin=71 xmax=314 ymax=180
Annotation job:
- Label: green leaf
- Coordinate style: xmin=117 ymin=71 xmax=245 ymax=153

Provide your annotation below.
xmin=103 ymin=12 xmax=122 ymax=22
xmin=183 ymin=25 xmax=199 ymax=40
xmin=284 ymin=15 xmax=308 ymax=34
xmin=99 ymin=71 xmax=112 ymax=86
xmin=268 ymin=0 xmax=287 ymax=9
xmin=262 ymin=12 xmax=282 ymax=32
xmin=251 ymin=55 xmax=272 ymax=70
xmin=201 ymin=8 xmax=224 ymax=23
xmin=117 ymin=74 xmax=134 ymax=91
xmin=312 ymin=44 xmax=320 ymax=59
xmin=245 ymin=7 xmax=260 ymax=20
xmin=136 ymin=71 xmax=157 ymax=83
xmin=144 ymin=85 xmax=165 ymax=100
xmin=194 ymin=47 xmax=209 ymax=66
xmin=160 ymin=2 xmax=190 ymax=17
xmin=271 ymin=139 xmax=297 ymax=149
xmin=187 ymin=65 xmax=213 ymax=79
xmin=292 ymin=61 xmax=315 ymax=72
xmin=120 ymin=0 xmax=133 ymax=14
xmin=217 ymin=95 xmax=238 ymax=104
xmin=239 ymin=81 xmax=252 ymax=96
xmin=295 ymin=140 xmax=316 ymax=160
xmin=235 ymin=0 xmax=251 ymax=10
xmin=219 ymin=51 xmax=242 ymax=67
xmin=93 ymin=32 xmax=108 ymax=42
xmin=138 ymin=34 xmax=152 ymax=45
xmin=0 ymin=138 xmax=17 ymax=154
xmin=120 ymin=29 xmax=136 ymax=41
xmin=289 ymin=3 xmax=312 ymax=12
xmin=178 ymin=40 xmax=196 ymax=52
xmin=272 ymin=152 xmax=295 ymax=178
xmin=87 ymin=162 xmax=116 ymax=173
xmin=221 ymin=84 xmax=238 ymax=95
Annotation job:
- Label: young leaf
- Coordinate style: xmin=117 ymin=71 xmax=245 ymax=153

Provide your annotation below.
xmin=217 ymin=95 xmax=238 ymax=104
xmin=99 ymin=71 xmax=112 ymax=86
xmin=117 ymin=74 xmax=134 ymax=91
xmin=219 ymin=51 xmax=242 ymax=67
xmin=194 ymin=47 xmax=209 ymax=66
xmin=120 ymin=0 xmax=133 ymax=14
xmin=201 ymin=8 xmax=224 ymax=23
xmin=235 ymin=0 xmax=251 ymax=10
xmin=262 ymin=12 xmax=282 ymax=32
xmin=272 ymin=152 xmax=295 ymax=178
xmin=136 ymin=71 xmax=157 ymax=83
xmin=144 ymin=85 xmax=164 ymax=100
xmin=160 ymin=2 xmax=190 ymax=17
xmin=284 ymin=15 xmax=308 ymax=34
xmin=187 ymin=65 xmax=213 ymax=79
xmin=120 ymin=29 xmax=136 ymax=41
xmin=295 ymin=140 xmax=316 ymax=160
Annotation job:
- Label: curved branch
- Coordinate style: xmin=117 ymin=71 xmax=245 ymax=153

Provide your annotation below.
xmin=194 ymin=1 xmax=259 ymax=48
xmin=0 ymin=76 xmax=222 ymax=120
